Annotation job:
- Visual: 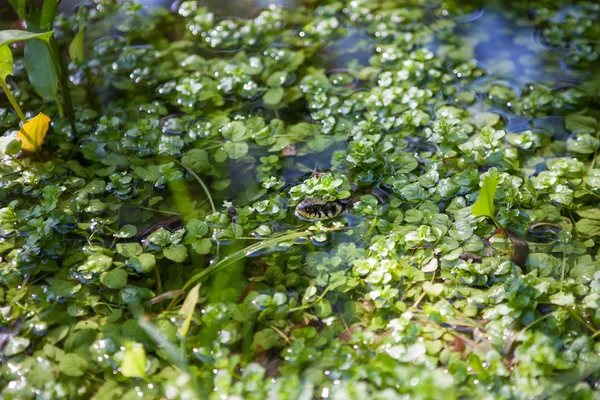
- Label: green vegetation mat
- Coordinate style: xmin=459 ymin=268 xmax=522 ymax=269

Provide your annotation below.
xmin=1 ymin=0 xmax=600 ymax=398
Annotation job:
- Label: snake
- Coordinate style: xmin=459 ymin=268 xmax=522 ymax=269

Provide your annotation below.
xmin=294 ymin=197 xmax=349 ymax=221
xmin=294 ymin=188 xmax=387 ymax=221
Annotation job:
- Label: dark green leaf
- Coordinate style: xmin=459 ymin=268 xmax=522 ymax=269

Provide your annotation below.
xmin=24 ymin=35 xmax=59 ymax=102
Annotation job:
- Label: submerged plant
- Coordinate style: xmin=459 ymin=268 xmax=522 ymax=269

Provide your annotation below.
xmin=0 ymin=0 xmax=600 ymax=398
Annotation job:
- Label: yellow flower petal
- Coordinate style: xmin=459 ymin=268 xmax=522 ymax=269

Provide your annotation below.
xmin=17 ymin=112 xmax=51 ymax=152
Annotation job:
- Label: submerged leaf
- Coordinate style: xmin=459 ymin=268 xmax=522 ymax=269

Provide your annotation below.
xmin=17 ymin=112 xmax=51 ymax=152
xmin=471 ymin=175 xmax=499 ymax=220
xmin=505 ymin=228 xmax=529 ymax=268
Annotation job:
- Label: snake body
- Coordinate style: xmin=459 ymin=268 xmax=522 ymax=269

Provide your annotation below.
xmin=295 ymin=197 xmax=346 ymax=221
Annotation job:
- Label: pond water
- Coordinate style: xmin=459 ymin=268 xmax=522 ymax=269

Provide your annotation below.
xmin=1 ymin=0 xmax=600 ymax=398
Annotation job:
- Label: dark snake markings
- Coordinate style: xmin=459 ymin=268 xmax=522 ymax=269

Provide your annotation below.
xmin=295 ymin=197 xmax=345 ymax=221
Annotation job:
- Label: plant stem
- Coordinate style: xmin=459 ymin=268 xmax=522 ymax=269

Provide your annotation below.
xmin=171 ymin=157 xmax=216 ymax=214
xmin=181 ymin=230 xmax=310 ymax=292
xmin=289 ymin=284 xmax=332 ymax=313
xmin=0 ymin=80 xmax=27 ymax=123
xmin=155 ymin=267 xmax=163 ymax=295
xmin=45 ymin=37 xmax=78 ymax=135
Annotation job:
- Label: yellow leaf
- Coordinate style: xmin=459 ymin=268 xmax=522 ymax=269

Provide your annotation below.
xmin=17 ymin=112 xmax=51 ymax=152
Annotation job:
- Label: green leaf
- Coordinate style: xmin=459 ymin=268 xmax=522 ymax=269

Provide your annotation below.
xmin=48 ymin=279 xmax=81 ymax=298
xmin=266 ymin=71 xmax=288 ymax=88
xmin=130 ymin=254 xmax=156 ymax=274
xmin=471 ymin=175 xmax=499 ymax=220
xmin=100 ymin=269 xmax=128 ymax=289
xmin=17 ymin=0 xmax=27 ymax=19
xmin=541 ymin=355 xmax=600 ymax=397
xmin=120 ymin=343 xmax=147 ymax=379
xmin=566 ymin=113 xmax=597 ymax=134
xmin=40 ymin=0 xmax=60 ymax=31
xmin=24 ymin=34 xmax=59 ymax=102
xmin=186 ymin=219 xmax=209 ymax=238
xmin=526 ymin=253 xmax=558 ymax=276
xmin=114 ymin=224 xmax=138 ymax=239
xmin=567 ymin=134 xmax=599 ymax=154
xmin=95 ymin=381 xmax=125 ymax=399
xmin=68 ymin=28 xmax=84 ymax=64
xmin=423 ymin=282 xmax=444 ymax=296
xmin=0 ymin=137 xmax=21 ymax=156
xmin=192 ymin=238 xmax=212 ymax=255
xmin=181 ymin=148 xmax=210 ymax=173
xmin=137 ymin=318 xmax=186 ymax=369
xmin=0 ymin=44 xmax=13 ymax=81
xmin=549 ymin=292 xmax=575 ymax=306
xmin=264 ymin=265 xmax=284 ymax=285
xmin=225 ymin=141 xmax=248 ymax=160
xmin=178 ymin=283 xmax=200 ymax=337
xmin=575 ymin=218 xmax=600 ymax=237
xmin=251 ymin=329 xmax=280 ymax=351
xmin=46 ymin=325 xmax=70 ymax=345
xmin=222 ymin=121 xmax=247 ymax=141
xmin=163 ymin=245 xmax=188 ymax=262
xmin=0 ymin=30 xmax=54 ymax=47
xmin=576 ymin=208 xmax=600 ymax=220
xmin=117 ymin=243 xmax=143 ymax=257
xmin=58 ymin=353 xmax=88 ymax=377
xmin=263 ymin=87 xmax=284 ymax=106
xmin=3 ymin=336 xmax=30 ymax=356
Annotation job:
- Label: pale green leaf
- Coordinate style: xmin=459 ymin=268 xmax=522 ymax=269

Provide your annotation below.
xmin=120 ymin=343 xmax=147 ymax=378
xmin=69 ymin=29 xmax=85 ymax=64
xmin=471 ymin=175 xmax=499 ymax=219
xmin=178 ymin=284 xmax=200 ymax=337
xmin=0 ymin=30 xmax=54 ymax=47
xmin=0 ymin=44 xmax=13 ymax=81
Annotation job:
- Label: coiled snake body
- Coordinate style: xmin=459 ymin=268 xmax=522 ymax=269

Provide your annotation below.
xmin=295 ymin=197 xmax=347 ymax=221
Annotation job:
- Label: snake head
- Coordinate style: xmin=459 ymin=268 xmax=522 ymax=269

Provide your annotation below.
xmin=295 ymin=197 xmax=344 ymax=221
